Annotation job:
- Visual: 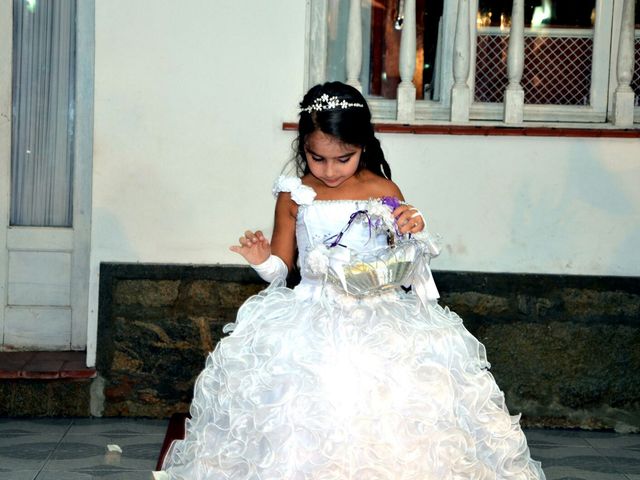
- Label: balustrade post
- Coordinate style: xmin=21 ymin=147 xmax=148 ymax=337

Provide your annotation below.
xmin=396 ymin=0 xmax=416 ymax=123
xmin=346 ymin=0 xmax=363 ymax=92
xmin=450 ymin=0 xmax=471 ymax=122
xmin=504 ymin=0 xmax=525 ymax=124
xmin=308 ymin=0 xmax=328 ymax=87
xmin=613 ymin=0 xmax=636 ymax=126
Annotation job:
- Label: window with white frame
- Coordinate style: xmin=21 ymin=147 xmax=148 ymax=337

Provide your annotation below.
xmin=307 ymin=0 xmax=640 ymax=126
xmin=11 ymin=0 xmax=76 ymax=227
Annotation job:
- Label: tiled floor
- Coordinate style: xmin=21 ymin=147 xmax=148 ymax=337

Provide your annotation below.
xmin=0 ymin=418 xmax=638 ymax=479
xmin=0 ymin=418 xmax=165 ymax=479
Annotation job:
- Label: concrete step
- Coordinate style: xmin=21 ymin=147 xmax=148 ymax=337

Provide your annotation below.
xmin=0 ymin=351 xmax=97 ymax=416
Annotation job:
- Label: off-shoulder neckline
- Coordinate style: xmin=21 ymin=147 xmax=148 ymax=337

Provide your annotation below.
xmin=300 ymin=182 xmax=388 ymax=204
xmin=274 ymin=176 xmax=401 ymax=206
xmin=304 ymin=198 xmax=381 ymax=204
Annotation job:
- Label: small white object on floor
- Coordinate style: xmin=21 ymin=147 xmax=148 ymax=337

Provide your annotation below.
xmin=152 ymin=471 xmax=170 ymax=479
xmin=104 ymin=444 xmax=122 ymax=465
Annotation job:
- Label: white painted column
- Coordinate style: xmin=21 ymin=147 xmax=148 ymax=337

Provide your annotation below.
xmin=396 ymin=0 xmax=416 ymax=123
xmin=72 ymin=0 xmax=95 ymax=352
xmin=0 ymin=0 xmax=12 ymax=349
xmin=613 ymin=0 xmax=636 ymax=126
xmin=451 ymin=0 xmax=471 ymax=122
xmin=504 ymin=0 xmax=525 ymax=124
xmin=346 ymin=0 xmax=362 ymax=91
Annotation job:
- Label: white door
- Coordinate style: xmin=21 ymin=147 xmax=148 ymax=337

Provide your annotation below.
xmin=0 ymin=0 xmax=93 ymax=351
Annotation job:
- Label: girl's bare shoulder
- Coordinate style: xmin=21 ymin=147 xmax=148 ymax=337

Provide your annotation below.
xmin=359 ymin=170 xmax=404 ymax=200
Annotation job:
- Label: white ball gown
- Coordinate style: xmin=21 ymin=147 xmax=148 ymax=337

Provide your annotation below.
xmin=161 ymin=177 xmax=546 ymax=479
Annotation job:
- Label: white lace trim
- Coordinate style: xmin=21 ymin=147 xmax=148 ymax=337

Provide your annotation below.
xmin=272 ymin=175 xmax=317 ymax=205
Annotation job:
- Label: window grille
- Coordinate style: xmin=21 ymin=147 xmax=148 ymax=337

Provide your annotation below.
xmin=308 ymin=0 xmax=638 ymax=126
xmin=633 ymin=36 xmax=640 ymax=106
xmin=475 ymin=30 xmax=593 ymax=105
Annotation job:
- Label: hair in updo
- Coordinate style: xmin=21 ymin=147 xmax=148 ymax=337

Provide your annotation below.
xmin=294 ymin=81 xmax=391 ymax=180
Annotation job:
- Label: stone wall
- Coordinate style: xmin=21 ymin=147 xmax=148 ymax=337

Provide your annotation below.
xmin=97 ymin=263 xmax=640 ymax=431
xmin=0 ymin=379 xmax=92 ymax=416
xmin=96 ymin=264 xmax=264 ymax=417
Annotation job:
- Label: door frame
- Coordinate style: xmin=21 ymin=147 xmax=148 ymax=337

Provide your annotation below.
xmin=0 ymin=0 xmax=10 ymax=349
xmin=0 ymin=0 xmax=94 ymax=351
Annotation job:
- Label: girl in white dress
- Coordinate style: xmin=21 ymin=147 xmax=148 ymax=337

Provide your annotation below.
xmin=161 ymin=81 xmax=546 ymax=479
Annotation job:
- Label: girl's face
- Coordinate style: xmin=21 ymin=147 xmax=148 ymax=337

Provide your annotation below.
xmin=304 ymin=130 xmax=362 ymax=188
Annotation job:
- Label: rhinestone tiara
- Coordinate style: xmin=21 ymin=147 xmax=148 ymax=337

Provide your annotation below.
xmin=301 ymin=93 xmax=364 ymax=113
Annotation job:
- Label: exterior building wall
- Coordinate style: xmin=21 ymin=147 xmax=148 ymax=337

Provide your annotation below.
xmin=88 ymin=1 xmax=640 ymax=365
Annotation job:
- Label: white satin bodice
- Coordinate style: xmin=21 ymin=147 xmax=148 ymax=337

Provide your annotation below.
xmin=272 ymin=175 xmax=440 ymax=302
xmin=296 ymin=201 xmax=390 ymax=261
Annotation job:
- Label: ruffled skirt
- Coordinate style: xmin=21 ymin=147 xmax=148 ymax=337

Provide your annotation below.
xmin=162 ymin=284 xmax=545 ymax=479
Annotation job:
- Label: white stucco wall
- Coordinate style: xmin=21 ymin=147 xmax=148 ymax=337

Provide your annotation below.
xmin=384 ymin=134 xmax=640 ymax=275
xmin=86 ymin=0 xmax=640 ymax=363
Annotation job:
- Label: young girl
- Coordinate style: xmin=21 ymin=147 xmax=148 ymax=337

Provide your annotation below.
xmin=161 ymin=82 xmax=546 ymax=479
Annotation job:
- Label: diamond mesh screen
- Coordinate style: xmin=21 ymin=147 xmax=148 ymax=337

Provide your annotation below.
xmin=632 ymin=37 xmax=640 ymax=107
xmin=475 ymin=32 xmax=593 ymax=105
xmin=475 ymin=34 xmax=509 ymax=103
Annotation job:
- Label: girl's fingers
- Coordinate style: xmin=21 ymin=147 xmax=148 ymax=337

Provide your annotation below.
xmin=392 ymin=205 xmax=410 ymax=219
xmin=244 ymin=230 xmax=259 ymax=243
xmin=393 ymin=204 xmax=425 ymax=234
xmin=234 ymin=230 xmax=270 ymax=253
xmin=399 ymin=211 xmax=415 ymax=227
xmin=239 ymin=231 xmax=264 ymax=246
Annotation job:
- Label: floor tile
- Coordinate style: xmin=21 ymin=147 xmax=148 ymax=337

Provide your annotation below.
xmin=35 ymin=469 xmax=156 ymax=479
xmin=0 ymin=418 xmax=72 ymax=436
xmin=0 ymin=471 xmax=39 ymax=480
xmin=594 ymin=448 xmax=640 ymax=475
xmin=67 ymin=418 xmax=168 ymax=436
xmin=0 ymin=352 xmax=95 ymax=380
xmin=524 ymin=428 xmax=592 ymax=447
xmin=42 ymin=434 xmax=165 ymax=472
xmin=0 ymin=434 xmax=60 ymax=470
xmin=0 ymin=419 xmax=635 ymax=478
xmin=34 ymin=473 xmax=92 ymax=480
xmin=541 ymin=466 xmax=628 ymax=480
xmin=586 ymin=434 xmax=640 ymax=450
xmin=0 ymin=352 xmax=35 ymax=370
xmin=529 ymin=445 xmax=621 ymax=474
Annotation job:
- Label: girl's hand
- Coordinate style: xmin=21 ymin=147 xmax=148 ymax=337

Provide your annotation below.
xmin=229 ymin=230 xmax=271 ymax=265
xmin=393 ymin=204 xmax=425 ymax=235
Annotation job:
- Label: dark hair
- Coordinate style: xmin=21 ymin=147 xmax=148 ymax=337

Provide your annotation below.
xmin=294 ymin=82 xmax=391 ymax=179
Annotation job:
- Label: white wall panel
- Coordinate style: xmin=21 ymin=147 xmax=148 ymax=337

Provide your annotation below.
xmin=7 ymin=227 xmax=73 ymax=251
xmin=8 ymin=251 xmax=71 ymax=306
xmin=4 ymin=306 xmax=71 ymax=349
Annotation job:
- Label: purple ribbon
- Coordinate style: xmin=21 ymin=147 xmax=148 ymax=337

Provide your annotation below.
xmin=382 ymin=196 xmax=403 ymax=236
xmin=324 ymin=210 xmax=372 ymax=248
xmin=381 ymin=196 xmax=401 ymax=210
xmin=323 ymin=197 xmax=402 ymax=248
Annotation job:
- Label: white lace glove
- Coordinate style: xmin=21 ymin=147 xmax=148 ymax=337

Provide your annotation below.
xmin=251 ymin=255 xmax=288 ymax=283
